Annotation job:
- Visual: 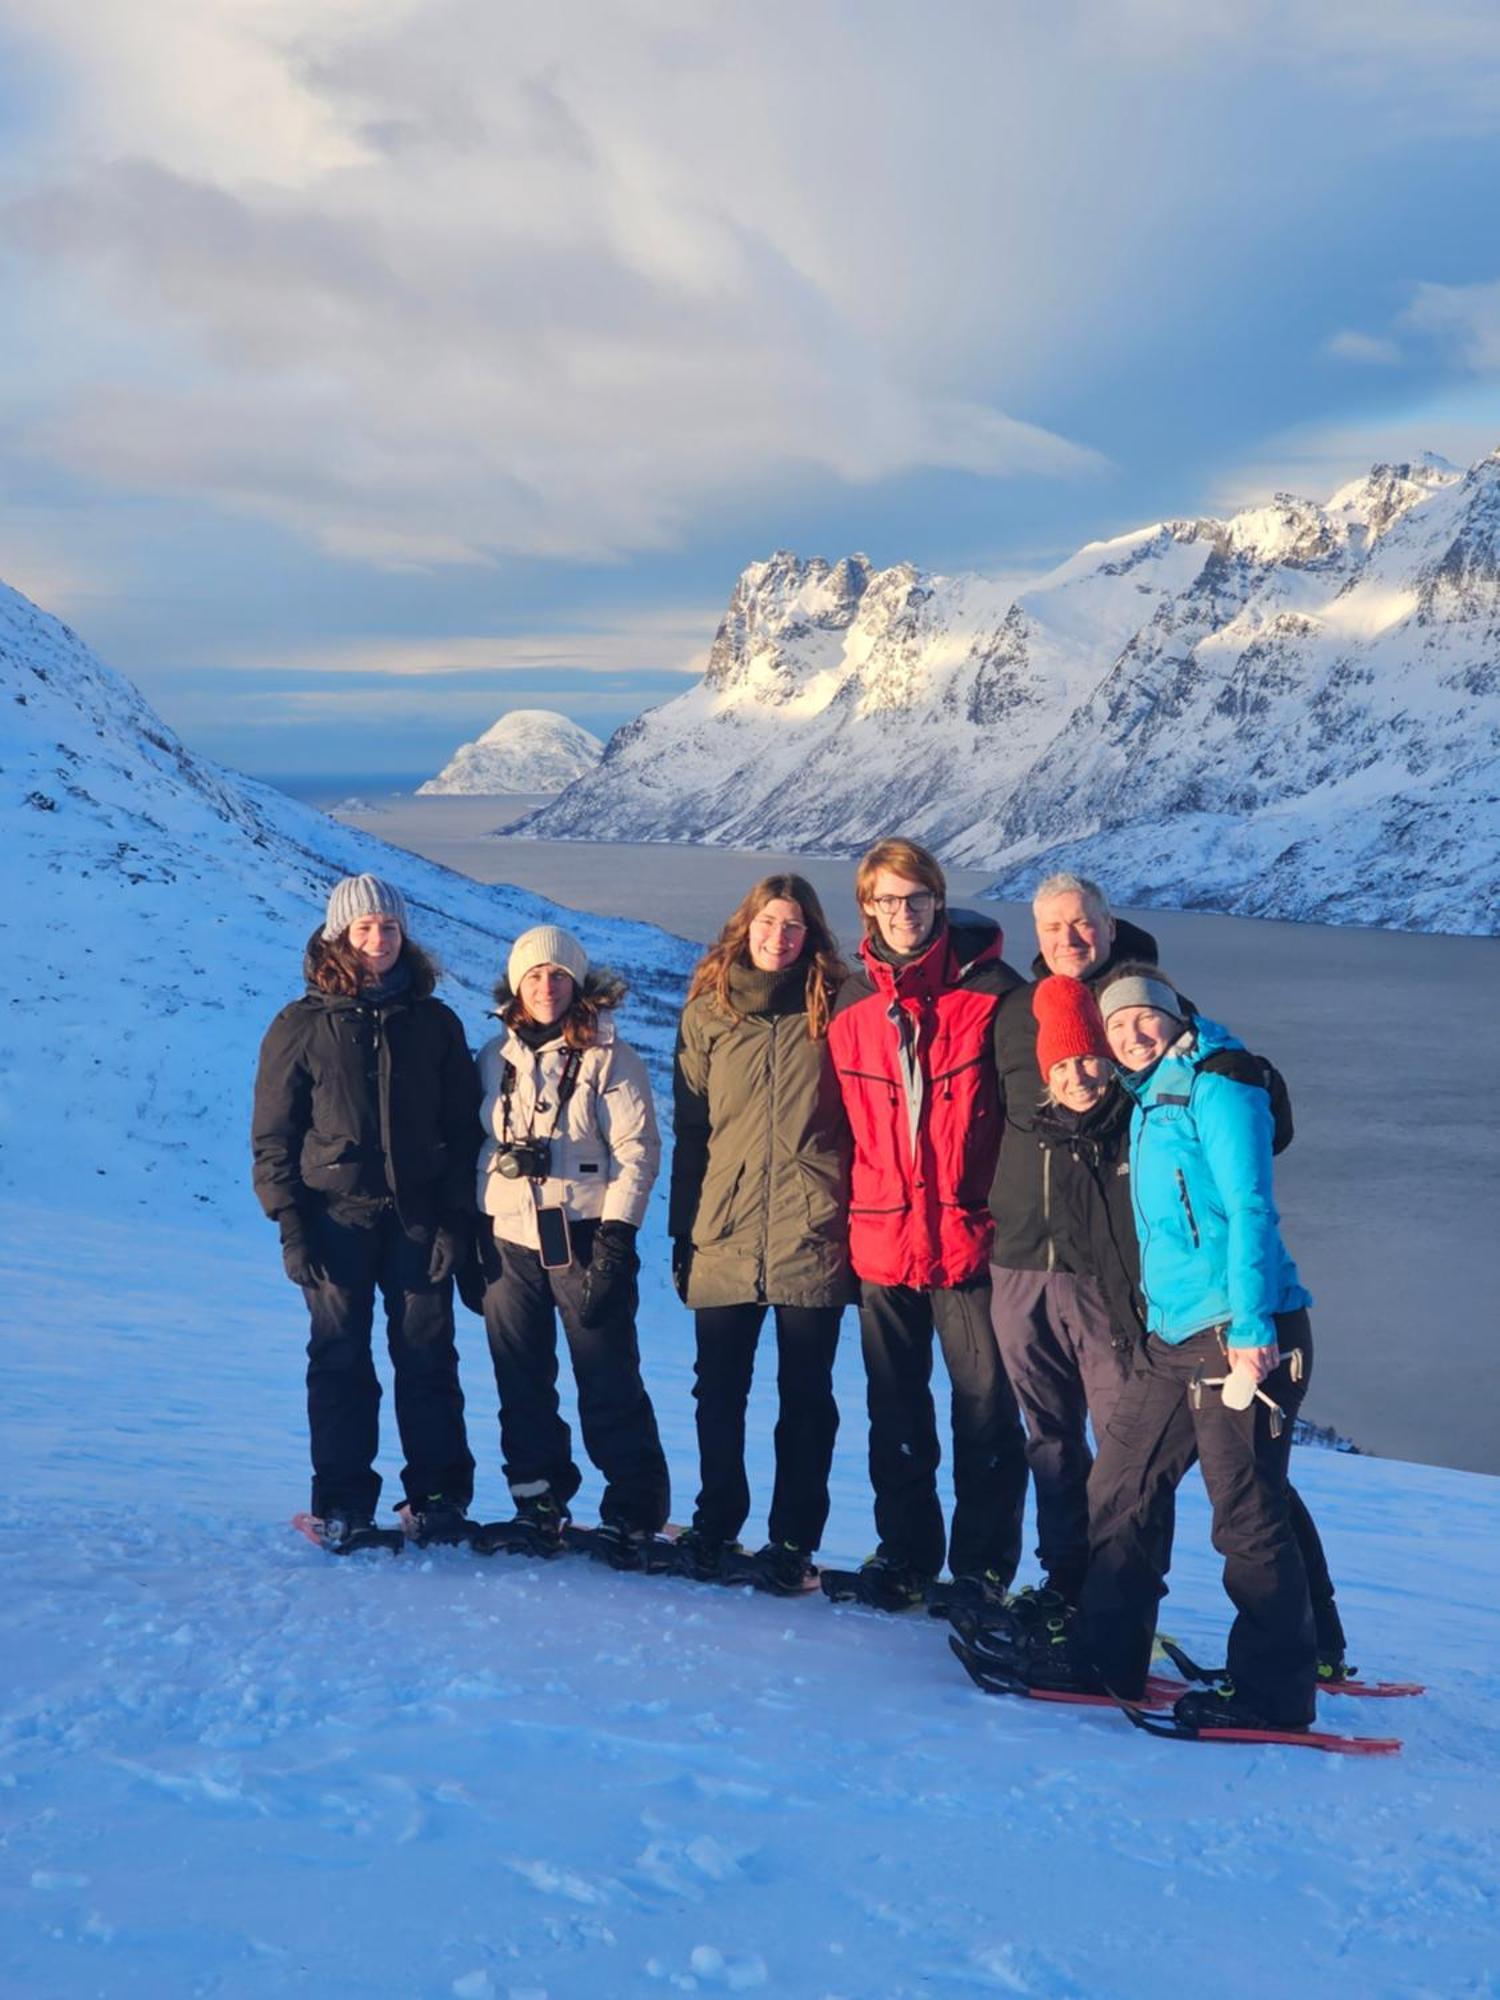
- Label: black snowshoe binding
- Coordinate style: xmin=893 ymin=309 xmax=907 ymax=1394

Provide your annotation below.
xmin=925 ymin=1569 xmax=1011 ymax=1620
xmin=1170 ymin=1683 xmax=1310 ymax=1736
xmin=398 ymin=1497 xmax=475 ymax=1548
xmin=949 ymin=1601 xmax=1107 ymax=1698
xmin=667 ymin=1527 xmax=743 ymax=1582
xmin=301 ymin=1511 xmax=404 ymax=1556
xmin=725 ymin=1542 xmax=820 ymax=1596
xmin=820 ymin=1553 xmax=933 ymax=1612
xmin=472 ymin=1488 xmax=572 ymax=1558
xmin=568 ymin=1522 xmax=671 ymax=1572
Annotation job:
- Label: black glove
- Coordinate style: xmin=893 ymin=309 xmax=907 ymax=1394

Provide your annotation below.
xmin=278 ymin=1209 xmax=323 ymax=1288
xmin=580 ymin=1220 xmax=640 ymax=1329
xmin=455 ymin=1220 xmax=493 ymax=1316
xmin=427 ymin=1219 xmax=463 ymax=1286
xmin=671 ymin=1237 xmax=694 ymax=1305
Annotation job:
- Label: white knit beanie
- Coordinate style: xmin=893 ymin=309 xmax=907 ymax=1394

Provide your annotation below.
xmin=507 ymin=924 xmax=589 ymax=992
xmin=323 ymin=873 xmax=410 ymax=941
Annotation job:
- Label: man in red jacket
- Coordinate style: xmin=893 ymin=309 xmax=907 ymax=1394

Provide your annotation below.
xmin=826 ymin=838 xmax=1030 ymax=1610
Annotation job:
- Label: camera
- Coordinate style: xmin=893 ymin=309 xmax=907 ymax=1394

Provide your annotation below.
xmin=493 ymin=1137 xmax=553 ymax=1181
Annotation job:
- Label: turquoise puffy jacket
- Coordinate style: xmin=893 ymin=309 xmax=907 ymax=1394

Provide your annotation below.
xmin=1121 ymin=1015 xmax=1311 ymax=1350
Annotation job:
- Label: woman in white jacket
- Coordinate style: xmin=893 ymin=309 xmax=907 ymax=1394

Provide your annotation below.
xmin=471 ymin=925 xmax=669 ymax=1564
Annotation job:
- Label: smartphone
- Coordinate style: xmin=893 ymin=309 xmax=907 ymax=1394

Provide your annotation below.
xmin=536 ymin=1204 xmax=574 ymax=1270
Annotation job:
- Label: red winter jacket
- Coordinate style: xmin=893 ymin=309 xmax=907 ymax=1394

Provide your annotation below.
xmin=828 ymin=914 xmax=1023 ymax=1289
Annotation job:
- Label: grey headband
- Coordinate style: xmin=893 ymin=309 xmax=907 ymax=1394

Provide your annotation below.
xmin=1095 ymin=972 xmax=1182 ymax=1023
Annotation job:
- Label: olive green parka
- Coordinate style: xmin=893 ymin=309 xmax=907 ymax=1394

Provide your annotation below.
xmin=669 ymin=962 xmax=851 ymax=1310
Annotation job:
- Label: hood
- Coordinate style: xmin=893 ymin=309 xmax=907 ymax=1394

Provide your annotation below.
xmin=1029 ymin=913 xmax=1159 ymax=984
xmin=1121 ymin=1011 xmax=1244 ymax=1103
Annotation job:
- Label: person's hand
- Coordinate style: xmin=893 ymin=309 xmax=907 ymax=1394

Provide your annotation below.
xmin=581 ymin=1221 xmax=640 ymax=1328
xmin=427 ymin=1221 xmax=462 ymax=1285
xmin=1225 ymin=1343 xmax=1281 ymax=1405
xmin=671 ymin=1237 xmax=693 ymax=1304
xmin=278 ymin=1210 xmax=323 ymax=1288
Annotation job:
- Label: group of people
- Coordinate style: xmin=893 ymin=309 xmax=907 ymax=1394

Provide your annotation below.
xmin=252 ymin=841 xmax=1342 ymax=1737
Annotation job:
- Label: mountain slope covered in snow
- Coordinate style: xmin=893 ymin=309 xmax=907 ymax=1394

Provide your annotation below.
xmin=3 ymin=577 xmax=1500 ymax=1997
xmin=520 ymin=451 xmax=1500 ymax=933
xmin=417 ymin=707 xmax=604 ymax=794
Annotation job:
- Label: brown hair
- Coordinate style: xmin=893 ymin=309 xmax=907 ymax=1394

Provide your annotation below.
xmin=493 ymin=966 xmax=627 ymax=1051
xmin=304 ymin=927 xmax=438 ymax=999
xmin=853 ymin=838 xmax=947 ymax=937
xmin=686 ymin=874 xmax=848 ymax=1040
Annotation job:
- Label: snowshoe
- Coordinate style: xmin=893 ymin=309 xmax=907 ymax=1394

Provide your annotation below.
xmin=567 ymin=1522 xmax=675 ymax=1572
xmin=397 ymin=1497 xmax=475 ymax=1548
xmin=925 ymin=1570 xmax=1010 ymax=1620
xmin=726 ymin=1542 xmax=820 ymax=1596
xmin=1171 ymin=1684 xmax=1309 ymax=1736
xmin=667 ymin=1527 xmax=744 ymax=1583
xmin=820 ymin=1554 xmax=933 ymax=1612
xmin=471 ymin=1488 xmax=571 ymax=1558
xmin=292 ymin=1511 xmax=403 ymax=1556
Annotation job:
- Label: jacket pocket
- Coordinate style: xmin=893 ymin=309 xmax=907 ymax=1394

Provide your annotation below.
xmin=695 ymin=1159 xmax=746 ymax=1243
xmin=1175 ymin=1169 xmax=1201 ymax=1249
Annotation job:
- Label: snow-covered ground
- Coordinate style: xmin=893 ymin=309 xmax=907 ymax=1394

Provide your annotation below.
xmin=5 ymin=578 xmax=1500 ymax=1996
xmin=6 ymin=1202 xmax=1500 ymax=2000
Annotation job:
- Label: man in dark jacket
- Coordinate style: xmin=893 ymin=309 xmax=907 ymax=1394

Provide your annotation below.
xmin=826 ymin=838 xmax=1029 ymax=1609
xmin=987 ymin=872 xmax=1163 ymax=1604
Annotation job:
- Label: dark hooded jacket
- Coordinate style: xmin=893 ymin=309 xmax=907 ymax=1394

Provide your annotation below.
xmin=1031 ymin=1084 xmax=1143 ymax=1347
xmin=252 ymin=979 xmax=481 ymax=1231
xmin=829 ymin=912 xmax=1025 ymax=1289
xmin=988 ymin=916 xmax=1162 ymax=1269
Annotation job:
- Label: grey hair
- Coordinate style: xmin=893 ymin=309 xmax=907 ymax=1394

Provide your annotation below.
xmin=1032 ymin=871 xmax=1112 ymax=923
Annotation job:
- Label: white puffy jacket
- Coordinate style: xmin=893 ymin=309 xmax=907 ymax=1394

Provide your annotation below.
xmin=476 ymin=1016 xmax=660 ymax=1250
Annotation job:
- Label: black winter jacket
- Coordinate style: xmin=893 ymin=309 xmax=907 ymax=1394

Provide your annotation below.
xmin=1031 ymin=1087 xmax=1143 ymax=1347
xmin=252 ymin=986 xmax=481 ymax=1230
xmin=987 ymin=917 xmax=1161 ymax=1268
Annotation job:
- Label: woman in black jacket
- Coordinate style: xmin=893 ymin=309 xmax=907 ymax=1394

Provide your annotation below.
xmin=251 ymin=874 xmax=481 ymax=1553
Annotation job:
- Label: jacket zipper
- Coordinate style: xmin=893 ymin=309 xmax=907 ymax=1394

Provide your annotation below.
xmin=756 ymin=1022 xmax=775 ymax=1302
xmin=1175 ymin=1169 xmax=1201 ymax=1248
xmin=1042 ymin=1145 xmax=1056 ymax=1272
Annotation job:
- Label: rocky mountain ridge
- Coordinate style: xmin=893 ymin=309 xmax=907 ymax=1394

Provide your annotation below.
xmin=518 ymin=450 xmax=1500 ymax=932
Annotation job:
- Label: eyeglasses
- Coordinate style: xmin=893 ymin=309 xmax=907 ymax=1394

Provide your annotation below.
xmin=751 ymin=917 xmax=806 ymax=936
xmin=871 ymin=892 xmax=935 ymax=915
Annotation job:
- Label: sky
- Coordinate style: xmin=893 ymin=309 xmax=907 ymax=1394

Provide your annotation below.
xmin=3 ymin=0 xmax=1500 ymax=784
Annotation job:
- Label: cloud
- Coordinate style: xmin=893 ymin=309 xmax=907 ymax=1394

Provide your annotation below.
xmin=1324 ymin=330 xmax=1403 ymax=367
xmin=219 ymin=607 xmax=719 ymax=677
xmin=1400 ymin=279 xmax=1500 ymax=373
xmin=1209 ymin=396 xmax=1500 ymax=513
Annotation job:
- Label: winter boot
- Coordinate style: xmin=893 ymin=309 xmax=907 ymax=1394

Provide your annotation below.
xmin=821 ymin=1552 xmax=934 ymax=1611
xmin=581 ymin=1522 xmax=656 ymax=1572
xmin=1003 ymin=1582 xmax=1076 ymax=1629
xmin=1172 ymin=1683 xmax=1310 ymax=1735
xmin=398 ymin=1496 xmax=474 ymax=1548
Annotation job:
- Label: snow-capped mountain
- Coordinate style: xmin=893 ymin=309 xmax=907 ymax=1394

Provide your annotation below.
xmin=417 ymin=708 xmax=604 ymax=794
xmin=519 ymin=450 xmax=1500 ymax=933
xmin=0 ymin=582 xmax=693 ymax=1210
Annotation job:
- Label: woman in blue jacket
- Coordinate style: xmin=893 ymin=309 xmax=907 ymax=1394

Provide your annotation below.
xmin=1009 ymin=967 xmax=1319 ymax=1735
xmin=1091 ymin=966 xmax=1317 ymax=1731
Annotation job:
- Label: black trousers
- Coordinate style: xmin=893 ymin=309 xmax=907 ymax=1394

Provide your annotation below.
xmin=1079 ymin=1310 xmax=1318 ymax=1727
xmin=481 ymin=1221 xmax=670 ymax=1532
xmin=859 ymin=1276 xmax=1029 ymax=1583
xmin=988 ymin=1266 xmax=1134 ymax=1600
xmin=691 ymin=1303 xmax=843 ymax=1552
xmin=303 ymin=1203 xmax=474 ymax=1520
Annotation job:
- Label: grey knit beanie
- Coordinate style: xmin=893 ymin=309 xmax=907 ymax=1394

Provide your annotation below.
xmin=323 ymin=873 xmax=410 ymax=941
xmin=1094 ymin=971 xmax=1182 ymax=1024
xmin=507 ymin=924 xmax=589 ymax=992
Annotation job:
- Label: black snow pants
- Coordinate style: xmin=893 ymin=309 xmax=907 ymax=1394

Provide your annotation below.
xmin=1079 ymin=1310 xmax=1318 ymax=1728
xmin=481 ymin=1221 xmax=670 ymax=1532
xmin=859 ymin=1276 xmax=1029 ymax=1583
xmin=303 ymin=1200 xmax=474 ymax=1520
xmin=691 ymin=1302 xmax=843 ymax=1553
xmin=988 ymin=1265 xmax=1134 ymax=1600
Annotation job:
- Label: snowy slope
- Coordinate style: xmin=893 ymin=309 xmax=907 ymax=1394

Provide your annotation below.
xmin=418 ymin=709 xmax=605 ymax=795
xmin=3 ymin=579 xmax=1500 ymax=1997
xmin=519 ymin=452 xmax=1500 ymax=933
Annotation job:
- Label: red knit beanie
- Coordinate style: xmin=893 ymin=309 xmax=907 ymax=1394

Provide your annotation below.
xmin=1033 ymin=974 xmax=1113 ymax=1078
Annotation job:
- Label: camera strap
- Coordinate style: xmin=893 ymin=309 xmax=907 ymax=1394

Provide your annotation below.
xmin=500 ymin=1043 xmax=583 ymax=1144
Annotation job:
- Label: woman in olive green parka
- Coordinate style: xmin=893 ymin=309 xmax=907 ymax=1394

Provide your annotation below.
xmin=669 ymin=875 xmax=851 ymax=1592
